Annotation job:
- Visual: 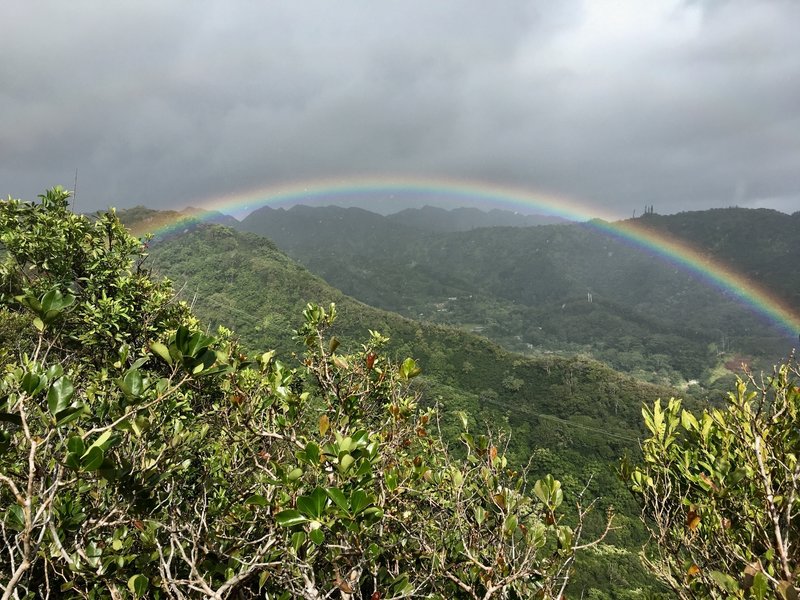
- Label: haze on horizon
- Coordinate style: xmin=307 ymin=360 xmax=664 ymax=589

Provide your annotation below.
xmin=2 ymin=0 xmax=799 ymax=219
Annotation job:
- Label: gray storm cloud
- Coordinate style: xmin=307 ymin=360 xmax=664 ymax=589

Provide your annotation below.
xmin=1 ymin=0 xmax=798 ymax=217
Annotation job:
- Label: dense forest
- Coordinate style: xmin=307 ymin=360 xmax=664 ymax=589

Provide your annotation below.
xmin=1 ymin=190 xmax=799 ymax=599
xmin=233 ymin=205 xmax=799 ymax=388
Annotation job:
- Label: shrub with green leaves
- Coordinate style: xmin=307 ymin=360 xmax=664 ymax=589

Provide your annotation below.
xmin=0 ymin=189 xmax=606 ymax=599
xmin=624 ymin=360 xmax=800 ymax=599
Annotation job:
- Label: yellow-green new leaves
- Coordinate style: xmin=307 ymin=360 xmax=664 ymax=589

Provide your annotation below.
xmin=399 ymin=357 xmax=421 ymax=380
xmin=627 ymin=359 xmax=800 ymax=599
xmin=641 ymin=397 xmax=681 ymax=452
xmin=533 ymin=474 xmax=564 ymax=512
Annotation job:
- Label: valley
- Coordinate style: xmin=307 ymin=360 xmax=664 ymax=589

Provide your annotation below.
xmin=234 ymin=205 xmax=799 ymax=390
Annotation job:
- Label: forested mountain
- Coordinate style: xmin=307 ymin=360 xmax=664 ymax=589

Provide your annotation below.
xmin=386 ymin=205 xmax=568 ymax=231
xmin=5 ymin=193 xmax=796 ymax=598
xmin=633 ymin=208 xmax=800 ymax=306
xmin=129 ymin=218 xmax=690 ymax=595
xmin=236 ymin=205 xmax=799 ymax=387
xmin=116 ymin=204 xmax=799 ymax=596
xmin=5 ymin=191 xmax=654 ymax=598
xmin=141 ymin=223 xmax=675 ymax=458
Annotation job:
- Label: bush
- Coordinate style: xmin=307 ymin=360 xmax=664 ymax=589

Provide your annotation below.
xmin=0 ymin=189 xmax=608 ymax=599
xmin=624 ymin=358 xmax=800 ymax=599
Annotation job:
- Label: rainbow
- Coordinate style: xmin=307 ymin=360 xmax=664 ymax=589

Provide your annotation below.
xmin=145 ymin=175 xmax=800 ymax=339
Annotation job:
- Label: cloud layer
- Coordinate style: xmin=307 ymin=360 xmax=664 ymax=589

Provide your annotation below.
xmin=2 ymin=0 xmax=798 ymax=217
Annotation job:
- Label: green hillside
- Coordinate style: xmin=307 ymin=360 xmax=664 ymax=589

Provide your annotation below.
xmin=6 ymin=190 xmax=659 ymax=599
xmin=236 ymin=205 xmax=799 ymax=386
xmin=138 ymin=220 xmax=688 ymax=596
xmin=386 ymin=205 xmax=568 ymax=231
xmin=124 ymin=206 xmax=800 ymax=597
xmin=144 ymin=224 xmax=673 ymax=452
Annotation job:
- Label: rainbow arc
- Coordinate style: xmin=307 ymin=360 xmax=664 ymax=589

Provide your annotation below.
xmin=142 ymin=175 xmax=800 ymax=339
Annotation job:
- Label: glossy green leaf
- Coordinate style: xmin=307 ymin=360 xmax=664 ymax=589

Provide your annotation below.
xmin=349 ymin=489 xmax=370 ymax=515
xmin=85 ymin=430 xmax=113 ymax=453
xmin=118 ymin=368 xmax=146 ymax=398
xmin=20 ymin=372 xmax=42 ymax=395
xmin=127 ymin=574 xmax=149 ymax=597
xmin=290 ymin=531 xmax=306 ymax=553
xmin=245 ymin=494 xmax=268 ymax=507
xmin=354 ymin=459 xmax=372 ymax=477
xmin=149 ymin=341 xmax=173 ymax=366
xmin=504 ymin=514 xmax=518 ymax=535
xmin=175 ymin=326 xmax=190 ymax=353
xmin=339 ymin=453 xmax=354 ymax=473
xmin=709 ymin=571 xmax=739 ymax=593
xmin=55 ymin=405 xmax=84 ymax=427
xmin=191 ymin=348 xmax=217 ymax=374
xmin=275 ymin=510 xmax=308 ymax=527
xmin=297 ymin=487 xmax=327 ymax=519
xmin=41 ymin=289 xmax=74 ymax=315
xmin=5 ymin=505 xmax=25 ymax=531
xmin=326 ymin=487 xmax=349 ymax=512
xmin=67 ymin=436 xmax=85 ymax=454
xmin=65 ymin=452 xmax=81 ymax=470
xmin=47 ymin=377 xmax=74 ymax=415
xmin=303 ymin=441 xmax=320 ymax=464
xmin=361 ymin=507 xmax=384 ymax=521
xmin=15 ymin=293 xmax=42 ymax=314
xmin=309 ymin=527 xmax=324 ymax=545
xmin=81 ymin=446 xmax=104 ymax=471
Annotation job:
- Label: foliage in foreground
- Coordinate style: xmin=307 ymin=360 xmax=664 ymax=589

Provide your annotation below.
xmin=0 ymin=189 xmax=609 ymax=598
xmin=625 ymin=358 xmax=800 ymax=599
xmin=135 ymin=207 xmax=669 ymax=597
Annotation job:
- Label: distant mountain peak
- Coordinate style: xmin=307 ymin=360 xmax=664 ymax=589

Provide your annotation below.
xmin=386 ymin=205 xmax=569 ymax=232
xmin=117 ymin=206 xmax=239 ymax=238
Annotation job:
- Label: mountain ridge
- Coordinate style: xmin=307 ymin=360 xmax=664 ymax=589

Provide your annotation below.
xmin=229 ymin=204 xmax=798 ymax=385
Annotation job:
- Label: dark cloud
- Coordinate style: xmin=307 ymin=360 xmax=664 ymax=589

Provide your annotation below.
xmin=1 ymin=0 xmax=798 ymax=217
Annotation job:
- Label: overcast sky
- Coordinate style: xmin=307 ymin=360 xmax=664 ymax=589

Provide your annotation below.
xmin=2 ymin=0 xmax=799 ymax=219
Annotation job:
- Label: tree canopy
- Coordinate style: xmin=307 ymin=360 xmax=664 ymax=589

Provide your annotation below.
xmin=0 ymin=188 xmax=607 ymax=599
xmin=4 ymin=187 xmax=797 ymax=599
